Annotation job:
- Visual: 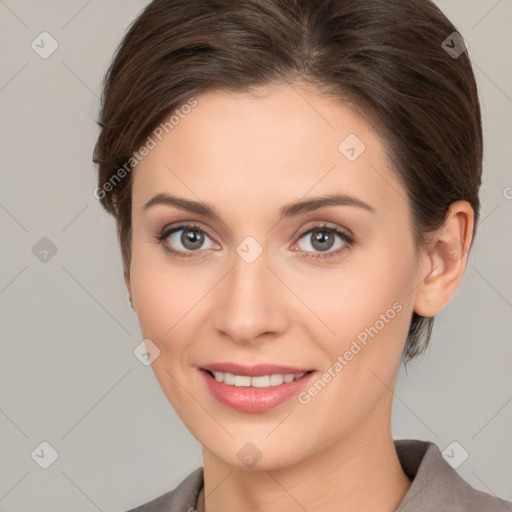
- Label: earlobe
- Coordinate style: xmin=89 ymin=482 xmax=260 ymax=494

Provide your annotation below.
xmin=413 ymin=201 xmax=474 ymax=318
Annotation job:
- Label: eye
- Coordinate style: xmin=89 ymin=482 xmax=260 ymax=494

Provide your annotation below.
xmin=154 ymin=222 xmax=354 ymax=261
xmin=156 ymin=223 xmax=218 ymax=258
xmin=293 ymin=223 xmax=354 ymax=261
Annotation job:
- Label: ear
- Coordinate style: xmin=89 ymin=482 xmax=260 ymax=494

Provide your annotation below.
xmin=413 ymin=200 xmax=474 ymax=317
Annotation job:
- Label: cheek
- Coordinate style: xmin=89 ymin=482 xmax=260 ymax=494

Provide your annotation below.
xmin=129 ymin=239 xmax=185 ymax=350
xmin=305 ymin=241 xmax=417 ymax=380
xmin=129 ymin=240 xmax=219 ymax=367
xmin=129 ymin=258 xmax=200 ymax=409
xmin=300 ymin=250 xmax=413 ymax=336
xmin=294 ymin=264 xmax=415 ymax=436
xmin=132 ymin=271 xmax=191 ymax=351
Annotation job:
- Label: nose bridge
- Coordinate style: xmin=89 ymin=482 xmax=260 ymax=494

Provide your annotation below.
xmin=212 ymin=244 xmax=288 ymax=343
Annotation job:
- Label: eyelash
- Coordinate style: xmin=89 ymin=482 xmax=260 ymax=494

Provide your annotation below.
xmin=296 ymin=223 xmax=354 ymax=261
xmin=154 ymin=222 xmax=355 ymax=261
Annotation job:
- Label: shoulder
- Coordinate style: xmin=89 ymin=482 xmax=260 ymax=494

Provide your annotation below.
xmin=125 ymin=466 xmax=203 ymax=512
xmin=395 ymin=439 xmax=512 ymax=512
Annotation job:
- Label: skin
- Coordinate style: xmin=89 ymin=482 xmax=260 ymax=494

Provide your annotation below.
xmin=124 ymin=81 xmax=474 ymax=512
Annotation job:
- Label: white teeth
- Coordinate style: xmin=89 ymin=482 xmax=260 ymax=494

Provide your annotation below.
xmin=211 ymin=371 xmax=306 ymax=388
xmin=234 ymin=375 xmax=251 ymax=387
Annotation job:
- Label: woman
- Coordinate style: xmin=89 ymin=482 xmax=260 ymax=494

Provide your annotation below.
xmin=93 ymin=0 xmax=511 ymax=510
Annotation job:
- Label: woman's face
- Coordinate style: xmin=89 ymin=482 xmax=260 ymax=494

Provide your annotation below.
xmin=126 ymin=82 xmax=425 ymax=470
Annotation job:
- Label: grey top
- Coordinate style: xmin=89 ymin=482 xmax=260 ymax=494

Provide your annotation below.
xmin=126 ymin=439 xmax=512 ymax=511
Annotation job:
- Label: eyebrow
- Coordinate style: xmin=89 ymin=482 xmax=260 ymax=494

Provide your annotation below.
xmin=142 ymin=192 xmax=375 ymax=220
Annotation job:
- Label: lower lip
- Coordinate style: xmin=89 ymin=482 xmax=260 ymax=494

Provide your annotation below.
xmin=199 ymin=369 xmax=316 ymax=412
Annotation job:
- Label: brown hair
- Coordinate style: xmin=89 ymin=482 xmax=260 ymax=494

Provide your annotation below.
xmin=93 ymin=0 xmax=483 ymax=364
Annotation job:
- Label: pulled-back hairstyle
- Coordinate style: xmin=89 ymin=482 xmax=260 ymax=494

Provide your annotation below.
xmin=93 ymin=0 xmax=483 ymax=364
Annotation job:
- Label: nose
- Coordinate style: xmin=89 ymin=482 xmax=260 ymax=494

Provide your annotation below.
xmin=212 ymin=247 xmax=290 ymax=345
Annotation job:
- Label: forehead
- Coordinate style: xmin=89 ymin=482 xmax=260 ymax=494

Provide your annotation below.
xmin=131 ymin=82 xmax=407 ymax=223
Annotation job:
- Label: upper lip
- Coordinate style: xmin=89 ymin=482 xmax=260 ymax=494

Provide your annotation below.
xmin=200 ymin=362 xmax=314 ymax=377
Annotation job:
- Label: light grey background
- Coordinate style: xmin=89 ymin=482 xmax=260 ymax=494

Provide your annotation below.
xmin=0 ymin=1 xmax=511 ymax=511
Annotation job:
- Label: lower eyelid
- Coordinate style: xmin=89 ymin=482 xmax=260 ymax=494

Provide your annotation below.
xmin=299 ymin=244 xmax=350 ymax=261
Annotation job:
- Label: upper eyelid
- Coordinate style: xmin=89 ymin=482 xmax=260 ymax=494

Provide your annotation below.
xmin=161 ymin=222 xmax=210 ymax=237
xmin=298 ymin=222 xmax=352 ymax=237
